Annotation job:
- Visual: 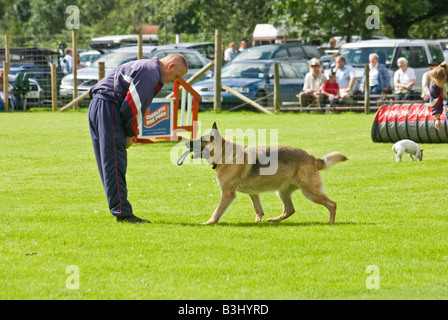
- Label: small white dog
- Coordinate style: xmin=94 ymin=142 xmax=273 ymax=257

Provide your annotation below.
xmin=392 ymin=139 xmax=423 ymax=162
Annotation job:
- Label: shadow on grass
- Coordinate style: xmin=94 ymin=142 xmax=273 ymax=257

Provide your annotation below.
xmin=157 ymin=220 xmax=375 ymax=228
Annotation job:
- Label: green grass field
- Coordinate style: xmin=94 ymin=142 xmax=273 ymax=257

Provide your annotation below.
xmin=1 ymin=108 xmax=448 ymax=300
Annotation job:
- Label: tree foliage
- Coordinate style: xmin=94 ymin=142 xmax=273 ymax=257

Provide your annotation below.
xmin=0 ymin=0 xmax=446 ymax=43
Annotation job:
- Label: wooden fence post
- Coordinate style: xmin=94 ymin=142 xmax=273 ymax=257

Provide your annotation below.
xmin=98 ymin=62 xmax=105 ymax=81
xmin=3 ymin=35 xmax=10 ymax=112
xmin=2 ymin=61 xmax=9 ymax=112
xmin=138 ymin=33 xmax=143 ymax=60
xmin=51 ymin=64 xmax=57 ymax=111
xmin=4 ymin=35 xmax=9 ymax=63
xmin=274 ymin=63 xmax=280 ymax=113
xmin=364 ymin=64 xmax=370 ymax=114
xmin=72 ymin=31 xmax=78 ymax=109
xmin=214 ymin=29 xmax=222 ymax=112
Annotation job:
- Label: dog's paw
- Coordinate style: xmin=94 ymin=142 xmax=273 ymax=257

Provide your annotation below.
xmin=202 ymin=219 xmax=217 ymax=225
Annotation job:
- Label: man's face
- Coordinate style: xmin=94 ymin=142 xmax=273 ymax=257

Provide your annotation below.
xmin=336 ymin=57 xmax=345 ymax=68
xmin=310 ymin=64 xmax=320 ymax=74
xmin=163 ymin=64 xmax=187 ymax=84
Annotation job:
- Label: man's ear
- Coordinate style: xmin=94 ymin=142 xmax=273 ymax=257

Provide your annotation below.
xmin=167 ymin=62 xmax=175 ymax=71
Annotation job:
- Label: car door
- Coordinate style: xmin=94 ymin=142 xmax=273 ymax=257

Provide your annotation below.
xmin=268 ymin=63 xmax=301 ymax=102
xmin=280 ymin=63 xmax=304 ymax=101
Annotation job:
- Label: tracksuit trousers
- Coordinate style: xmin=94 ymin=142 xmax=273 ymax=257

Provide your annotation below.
xmin=88 ymin=97 xmax=133 ymax=217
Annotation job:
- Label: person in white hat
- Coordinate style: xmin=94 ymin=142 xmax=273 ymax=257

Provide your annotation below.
xmin=297 ymin=58 xmax=327 ymax=108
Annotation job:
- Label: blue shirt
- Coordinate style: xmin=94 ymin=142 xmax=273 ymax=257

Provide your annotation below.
xmin=336 ymin=64 xmax=356 ymax=90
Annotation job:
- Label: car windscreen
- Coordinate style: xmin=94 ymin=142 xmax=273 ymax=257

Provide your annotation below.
xmin=221 ymin=63 xmax=268 ymax=78
xmin=233 ymin=48 xmax=275 ymax=61
xmin=339 ymin=47 xmax=395 ymax=68
xmin=91 ymin=51 xmax=139 ymax=69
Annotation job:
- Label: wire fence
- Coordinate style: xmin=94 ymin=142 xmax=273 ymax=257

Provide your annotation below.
xmin=0 ymin=33 xmax=100 ymax=109
xmin=0 ymin=32 xmax=227 ymax=110
xmin=0 ymin=31 xmax=298 ymax=112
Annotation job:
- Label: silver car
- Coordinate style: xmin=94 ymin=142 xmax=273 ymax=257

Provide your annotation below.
xmin=60 ymin=45 xmax=210 ymax=99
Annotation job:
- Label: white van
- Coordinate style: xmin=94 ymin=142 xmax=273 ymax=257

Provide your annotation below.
xmin=89 ymin=35 xmax=159 ymax=53
xmin=327 ymin=39 xmax=445 ymax=90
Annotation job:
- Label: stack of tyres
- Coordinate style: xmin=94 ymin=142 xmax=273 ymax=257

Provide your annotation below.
xmin=371 ymin=104 xmax=448 ymax=143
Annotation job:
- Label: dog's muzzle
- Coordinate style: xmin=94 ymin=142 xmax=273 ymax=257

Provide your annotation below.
xmin=186 ymin=140 xmax=204 ymax=159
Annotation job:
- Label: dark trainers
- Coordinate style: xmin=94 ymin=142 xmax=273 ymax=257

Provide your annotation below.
xmin=116 ymin=215 xmax=151 ymax=223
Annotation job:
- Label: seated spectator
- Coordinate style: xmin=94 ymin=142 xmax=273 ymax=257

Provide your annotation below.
xmin=421 ymin=60 xmax=440 ymax=102
xmin=321 ymin=71 xmax=342 ymax=107
xmin=394 ymin=57 xmax=416 ymax=100
xmin=334 ymin=55 xmax=356 ymax=103
xmin=298 ymin=58 xmax=327 ymax=108
xmin=360 ymin=53 xmax=390 ymax=95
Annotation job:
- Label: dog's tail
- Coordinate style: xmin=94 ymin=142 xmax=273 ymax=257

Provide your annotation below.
xmin=318 ymin=152 xmax=348 ymax=170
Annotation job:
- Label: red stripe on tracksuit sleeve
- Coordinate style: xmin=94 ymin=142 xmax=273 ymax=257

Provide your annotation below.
xmin=125 ymin=90 xmax=139 ymax=137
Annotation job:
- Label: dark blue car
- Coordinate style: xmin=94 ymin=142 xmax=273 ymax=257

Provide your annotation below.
xmin=192 ymin=60 xmax=304 ymax=108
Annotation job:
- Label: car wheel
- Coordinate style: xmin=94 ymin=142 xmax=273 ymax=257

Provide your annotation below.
xmin=255 ymin=91 xmax=268 ymax=107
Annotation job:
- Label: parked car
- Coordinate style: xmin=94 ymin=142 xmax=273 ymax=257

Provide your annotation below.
xmin=60 ymin=45 xmax=211 ymax=99
xmin=88 ymin=35 xmax=159 ymax=53
xmin=0 ymin=47 xmax=64 ymax=101
xmin=288 ymin=60 xmax=310 ymax=76
xmin=0 ymin=73 xmax=44 ymax=109
xmin=233 ymin=43 xmax=322 ymax=63
xmin=192 ymin=60 xmax=304 ymax=109
xmin=325 ymin=39 xmax=445 ymax=90
xmin=79 ymin=50 xmax=102 ymax=67
xmin=168 ymin=42 xmax=214 ymax=61
xmin=438 ymin=39 xmax=448 ymax=50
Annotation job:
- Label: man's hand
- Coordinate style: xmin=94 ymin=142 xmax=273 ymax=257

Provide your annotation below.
xmin=435 ymin=119 xmax=442 ymax=132
xmin=126 ymin=136 xmax=136 ymax=149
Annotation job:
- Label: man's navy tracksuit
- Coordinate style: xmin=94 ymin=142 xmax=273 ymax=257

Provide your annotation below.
xmin=88 ymin=58 xmax=163 ymax=217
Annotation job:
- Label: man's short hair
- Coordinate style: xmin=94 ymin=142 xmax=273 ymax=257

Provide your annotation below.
xmin=165 ymin=54 xmax=188 ymax=73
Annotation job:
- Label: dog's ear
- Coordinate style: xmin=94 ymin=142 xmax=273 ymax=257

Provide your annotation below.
xmin=211 ymin=122 xmax=221 ymax=138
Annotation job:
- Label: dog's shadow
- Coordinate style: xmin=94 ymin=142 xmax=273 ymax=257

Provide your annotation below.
xmin=159 ymin=221 xmax=374 ymax=228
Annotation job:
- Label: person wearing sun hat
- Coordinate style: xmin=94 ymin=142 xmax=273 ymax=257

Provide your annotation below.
xmin=430 ymin=61 xmax=448 ymax=132
xmin=297 ymin=57 xmax=327 ymax=108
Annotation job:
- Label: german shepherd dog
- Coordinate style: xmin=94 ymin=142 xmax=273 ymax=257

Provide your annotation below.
xmin=186 ymin=123 xmax=348 ymax=224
